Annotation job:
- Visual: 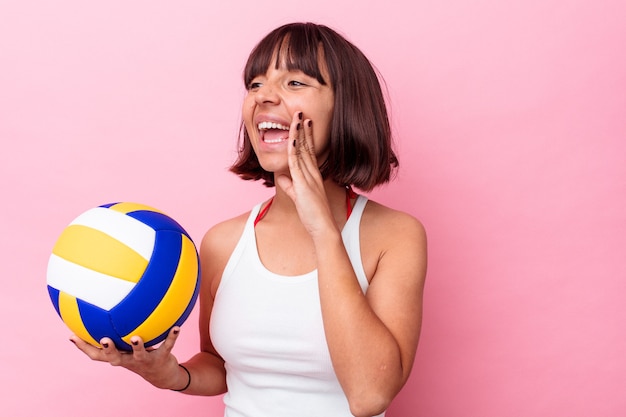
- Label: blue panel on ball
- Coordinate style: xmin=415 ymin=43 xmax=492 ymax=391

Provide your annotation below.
xmin=145 ymin=261 xmax=202 ymax=347
xmin=175 ymin=261 xmax=201 ymax=327
xmin=99 ymin=202 xmax=119 ymax=208
xmin=76 ymin=299 xmax=132 ymax=351
xmin=48 ymin=286 xmax=61 ymax=317
xmin=109 ymin=230 xmax=182 ymax=336
xmin=127 ymin=210 xmax=191 ymax=238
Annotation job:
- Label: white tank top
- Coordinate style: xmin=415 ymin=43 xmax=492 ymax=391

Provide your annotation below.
xmin=210 ymin=195 xmax=385 ymax=417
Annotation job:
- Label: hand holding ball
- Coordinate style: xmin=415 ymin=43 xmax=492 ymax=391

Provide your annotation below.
xmin=47 ymin=202 xmax=200 ymax=351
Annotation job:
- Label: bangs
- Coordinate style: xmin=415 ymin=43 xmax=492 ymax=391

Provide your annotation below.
xmin=244 ymin=25 xmax=329 ymax=88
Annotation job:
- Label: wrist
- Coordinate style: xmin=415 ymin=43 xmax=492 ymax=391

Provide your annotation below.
xmin=311 ymin=226 xmax=344 ymax=254
xmin=170 ymin=364 xmax=191 ymax=392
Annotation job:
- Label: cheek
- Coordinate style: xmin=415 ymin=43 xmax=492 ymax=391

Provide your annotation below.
xmin=315 ymin=116 xmax=334 ymax=162
xmin=317 ymin=108 xmax=334 ymax=143
xmin=242 ymin=98 xmax=253 ymax=120
xmin=242 ymin=102 xmax=256 ymax=135
xmin=313 ymin=121 xmax=333 ymax=158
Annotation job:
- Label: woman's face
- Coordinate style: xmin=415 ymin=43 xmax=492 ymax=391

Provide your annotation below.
xmin=242 ymin=55 xmax=334 ymax=176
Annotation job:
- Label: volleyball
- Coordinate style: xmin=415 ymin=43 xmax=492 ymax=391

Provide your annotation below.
xmin=46 ymin=202 xmax=200 ymax=350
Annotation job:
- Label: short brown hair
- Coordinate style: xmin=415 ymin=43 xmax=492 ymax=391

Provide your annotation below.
xmin=230 ymin=22 xmax=398 ymax=191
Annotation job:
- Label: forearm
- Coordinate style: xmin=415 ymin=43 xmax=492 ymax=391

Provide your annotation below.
xmin=314 ymin=231 xmax=404 ymax=413
xmin=172 ymin=351 xmax=227 ymax=396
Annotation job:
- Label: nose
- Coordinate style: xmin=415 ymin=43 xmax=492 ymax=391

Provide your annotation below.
xmin=255 ymin=83 xmax=281 ymax=105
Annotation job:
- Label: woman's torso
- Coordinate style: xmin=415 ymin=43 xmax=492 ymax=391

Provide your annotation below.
xmin=209 ymin=195 xmax=385 ymax=417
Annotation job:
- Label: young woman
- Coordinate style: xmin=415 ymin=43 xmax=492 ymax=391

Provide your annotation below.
xmin=72 ymin=22 xmax=427 ymax=417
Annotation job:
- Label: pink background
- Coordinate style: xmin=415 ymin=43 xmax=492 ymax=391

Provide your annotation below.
xmin=1 ymin=0 xmax=624 ymax=415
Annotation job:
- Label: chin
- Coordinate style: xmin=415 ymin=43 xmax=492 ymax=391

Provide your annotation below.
xmin=257 ymin=160 xmax=289 ymax=176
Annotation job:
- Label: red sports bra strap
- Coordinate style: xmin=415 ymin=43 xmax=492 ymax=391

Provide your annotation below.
xmin=346 ymin=185 xmax=357 ymax=220
xmin=254 ymin=197 xmax=274 ymax=227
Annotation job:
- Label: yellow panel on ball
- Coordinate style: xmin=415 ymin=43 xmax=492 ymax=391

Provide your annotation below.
xmin=52 ymin=224 xmax=148 ymax=283
xmin=108 ymin=202 xmax=164 ymax=215
xmin=58 ymin=292 xmax=100 ymax=346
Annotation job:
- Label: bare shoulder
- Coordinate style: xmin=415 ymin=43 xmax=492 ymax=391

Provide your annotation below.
xmin=200 ymin=212 xmax=249 ymax=295
xmin=201 ymin=212 xmax=249 ymax=255
xmin=362 ymin=199 xmax=427 ymax=246
xmin=360 ymin=199 xmax=427 ymax=284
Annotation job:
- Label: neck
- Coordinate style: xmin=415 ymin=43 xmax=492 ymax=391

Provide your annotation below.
xmin=263 ymin=180 xmax=352 ymax=228
xmin=272 ymin=179 xmax=347 ymax=203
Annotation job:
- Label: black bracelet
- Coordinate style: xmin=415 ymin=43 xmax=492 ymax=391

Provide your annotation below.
xmin=171 ymin=364 xmax=191 ymax=392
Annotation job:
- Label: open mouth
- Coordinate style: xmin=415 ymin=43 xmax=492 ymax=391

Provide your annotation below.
xmin=258 ymin=121 xmax=290 ymax=144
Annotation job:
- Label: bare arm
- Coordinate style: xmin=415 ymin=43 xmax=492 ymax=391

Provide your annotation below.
xmin=315 ymin=207 xmax=426 ymax=416
xmin=169 ymin=245 xmax=227 ymax=395
xmin=175 ymin=215 xmax=248 ymax=395
xmin=276 ymin=113 xmax=427 ymax=416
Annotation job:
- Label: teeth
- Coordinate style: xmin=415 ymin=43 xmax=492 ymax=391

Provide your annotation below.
xmin=264 ymin=137 xmax=286 ymax=143
xmin=258 ymin=121 xmax=289 ymax=131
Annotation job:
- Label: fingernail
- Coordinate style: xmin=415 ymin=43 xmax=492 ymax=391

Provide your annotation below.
xmin=132 ymin=340 xmax=139 ymax=346
xmin=173 ymin=328 xmax=180 ymax=335
xmin=102 ymin=342 xmax=109 ymax=348
xmin=298 ymin=111 xmax=303 ymax=120
xmin=296 ymin=123 xmax=301 ymax=130
xmin=307 ymin=120 xmax=312 ymax=127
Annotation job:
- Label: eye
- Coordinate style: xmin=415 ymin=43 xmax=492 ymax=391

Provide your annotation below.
xmin=288 ymin=80 xmax=307 ymax=87
xmin=247 ymin=78 xmax=264 ymax=90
